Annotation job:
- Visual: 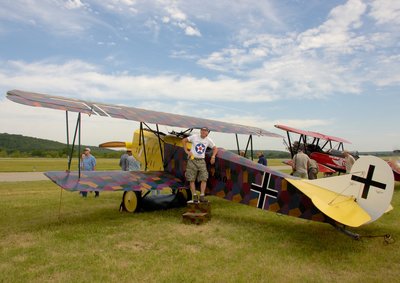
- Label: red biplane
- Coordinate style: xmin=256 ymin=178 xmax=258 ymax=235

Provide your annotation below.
xmin=6 ymin=90 xmax=395 ymax=239
xmin=388 ymin=155 xmax=400 ymax=182
xmin=275 ymin=124 xmax=358 ymax=174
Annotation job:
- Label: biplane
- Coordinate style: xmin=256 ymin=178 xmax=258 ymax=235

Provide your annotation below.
xmin=6 ymin=90 xmax=395 ymax=239
xmin=388 ymin=150 xmax=400 ymax=182
xmin=275 ymin=124 xmax=359 ymax=174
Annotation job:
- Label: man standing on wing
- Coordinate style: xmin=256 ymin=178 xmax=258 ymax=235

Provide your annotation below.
xmin=182 ymin=127 xmax=218 ymax=202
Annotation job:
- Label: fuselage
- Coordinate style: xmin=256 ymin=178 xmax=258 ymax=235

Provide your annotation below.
xmin=131 ymin=130 xmax=332 ymax=225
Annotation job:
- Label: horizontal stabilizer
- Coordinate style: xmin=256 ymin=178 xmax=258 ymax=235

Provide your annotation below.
xmin=286 ymin=179 xmax=371 ymax=227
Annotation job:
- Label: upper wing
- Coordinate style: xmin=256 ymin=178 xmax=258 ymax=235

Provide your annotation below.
xmin=275 ymin=124 xmax=351 ymax=143
xmin=7 ymin=89 xmax=282 ymax=137
xmin=44 ymin=170 xmax=185 ymax=192
xmin=275 ymin=124 xmax=326 ymax=139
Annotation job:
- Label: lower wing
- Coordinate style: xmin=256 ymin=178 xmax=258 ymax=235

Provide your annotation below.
xmin=44 ymin=171 xmax=185 ymax=192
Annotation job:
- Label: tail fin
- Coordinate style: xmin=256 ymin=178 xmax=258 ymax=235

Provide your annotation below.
xmin=303 ymin=156 xmax=394 ymax=225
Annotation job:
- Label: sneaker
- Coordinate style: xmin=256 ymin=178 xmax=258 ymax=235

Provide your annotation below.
xmin=193 ymin=194 xmax=199 ymax=203
xmin=200 ymin=195 xmax=207 ymax=202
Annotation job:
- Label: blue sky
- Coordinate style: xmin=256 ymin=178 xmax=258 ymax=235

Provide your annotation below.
xmin=0 ymin=0 xmax=399 ymax=152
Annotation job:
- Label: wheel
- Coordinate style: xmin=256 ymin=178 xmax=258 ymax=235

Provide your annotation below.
xmin=121 ymin=191 xmax=142 ymax=213
xmin=177 ymin=187 xmax=192 ymax=205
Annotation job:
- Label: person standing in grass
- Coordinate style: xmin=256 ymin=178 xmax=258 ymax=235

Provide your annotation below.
xmin=292 ymin=145 xmax=310 ymax=179
xmin=126 ymin=149 xmax=140 ymax=171
xmin=308 ymin=159 xmax=318 ymax=179
xmin=119 ymin=150 xmax=129 ymax=171
xmin=257 ymin=152 xmax=267 ymax=166
xmin=81 ymin=147 xmax=98 ymax=197
xmin=343 ymin=150 xmax=355 ymax=173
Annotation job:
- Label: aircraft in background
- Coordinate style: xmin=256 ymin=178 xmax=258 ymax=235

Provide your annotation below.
xmin=275 ymin=124 xmax=400 ymax=182
xmin=6 ymin=89 xmax=395 ymax=239
xmin=388 ymin=150 xmax=400 ymax=182
xmin=275 ymin=124 xmax=359 ymax=174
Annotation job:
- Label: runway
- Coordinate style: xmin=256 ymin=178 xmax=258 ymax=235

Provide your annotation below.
xmin=0 ymin=172 xmax=48 ymax=182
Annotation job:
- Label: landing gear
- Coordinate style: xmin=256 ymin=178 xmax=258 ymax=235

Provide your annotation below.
xmin=175 ymin=187 xmax=192 ymax=204
xmin=332 ymin=223 xmax=360 ymax=240
xmin=120 ymin=191 xmax=142 ymax=213
xmin=120 ymin=187 xmax=191 ymax=213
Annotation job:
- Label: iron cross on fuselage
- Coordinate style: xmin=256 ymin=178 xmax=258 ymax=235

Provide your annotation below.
xmin=351 ymin=165 xmax=386 ymax=199
xmin=251 ymin=171 xmax=278 ymax=209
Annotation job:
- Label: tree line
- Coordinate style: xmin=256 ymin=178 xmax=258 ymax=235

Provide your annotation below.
xmin=0 ymin=133 xmax=121 ymax=158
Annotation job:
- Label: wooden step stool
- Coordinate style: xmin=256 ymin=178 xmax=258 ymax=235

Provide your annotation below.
xmin=182 ymin=201 xmax=211 ymax=225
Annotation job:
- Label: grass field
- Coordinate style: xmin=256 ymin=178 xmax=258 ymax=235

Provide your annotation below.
xmin=0 ymin=158 xmax=287 ymax=172
xmin=1 ymin=177 xmax=399 ymax=282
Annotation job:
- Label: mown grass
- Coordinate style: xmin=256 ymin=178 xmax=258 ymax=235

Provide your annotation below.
xmin=0 ymin=158 xmax=120 ymax=172
xmin=0 ymin=178 xmax=399 ymax=283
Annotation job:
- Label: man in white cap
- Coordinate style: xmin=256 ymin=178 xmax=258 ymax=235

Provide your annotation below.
xmin=182 ymin=127 xmax=218 ymax=202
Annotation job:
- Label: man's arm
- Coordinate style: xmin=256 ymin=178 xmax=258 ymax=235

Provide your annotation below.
xmin=182 ymin=138 xmax=192 ymax=157
xmin=210 ymin=146 xmax=218 ymax=165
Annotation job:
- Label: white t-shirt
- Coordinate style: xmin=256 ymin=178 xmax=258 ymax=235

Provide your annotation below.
xmin=187 ymin=134 xmax=215 ymax=159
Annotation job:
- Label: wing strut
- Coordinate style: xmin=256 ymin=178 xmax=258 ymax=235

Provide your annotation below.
xmin=235 ymin=134 xmax=240 ymax=155
xmin=285 ymin=131 xmax=294 ymax=158
xmin=139 ymin=122 xmax=148 ymax=171
xmin=65 ymin=111 xmax=82 ymax=178
xmin=155 ymin=124 xmax=164 ymax=165
xmin=234 ymin=134 xmax=254 ymax=160
xmin=244 ymin=135 xmax=254 ymax=161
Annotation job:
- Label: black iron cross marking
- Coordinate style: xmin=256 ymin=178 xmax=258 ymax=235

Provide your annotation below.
xmin=251 ymin=172 xmax=278 ymax=209
xmin=351 ymin=165 xmax=386 ymax=199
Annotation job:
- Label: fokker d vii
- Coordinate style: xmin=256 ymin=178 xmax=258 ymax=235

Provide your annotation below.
xmin=6 ymin=90 xmax=395 ymax=238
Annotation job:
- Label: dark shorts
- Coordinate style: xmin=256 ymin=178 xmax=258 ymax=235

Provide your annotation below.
xmin=185 ymin=158 xmax=208 ymax=182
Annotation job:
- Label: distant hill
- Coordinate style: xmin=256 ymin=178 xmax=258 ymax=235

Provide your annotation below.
xmin=228 ymin=149 xmax=290 ymax=159
xmin=0 ymin=133 xmax=120 ymax=158
xmin=0 ymin=132 xmax=394 ymax=159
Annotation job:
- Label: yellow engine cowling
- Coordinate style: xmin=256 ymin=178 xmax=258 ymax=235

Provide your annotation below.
xmin=131 ymin=130 xmax=191 ymax=171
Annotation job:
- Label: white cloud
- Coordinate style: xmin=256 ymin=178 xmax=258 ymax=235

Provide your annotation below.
xmin=165 ymin=5 xmax=187 ymax=21
xmin=0 ymin=0 xmax=105 ymax=35
xmin=184 ymin=25 xmax=201 ymax=37
xmin=0 ymin=60 xmax=285 ymax=102
xmin=197 ymin=0 xmax=400 ymax=98
xmin=162 ymin=2 xmax=201 ymax=37
xmin=65 ymin=0 xmax=86 ymax=9
xmin=179 ymin=0 xmax=284 ymax=30
xmin=369 ymin=0 xmax=400 ymax=25
xmin=297 ymin=0 xmax=367 ymax=53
